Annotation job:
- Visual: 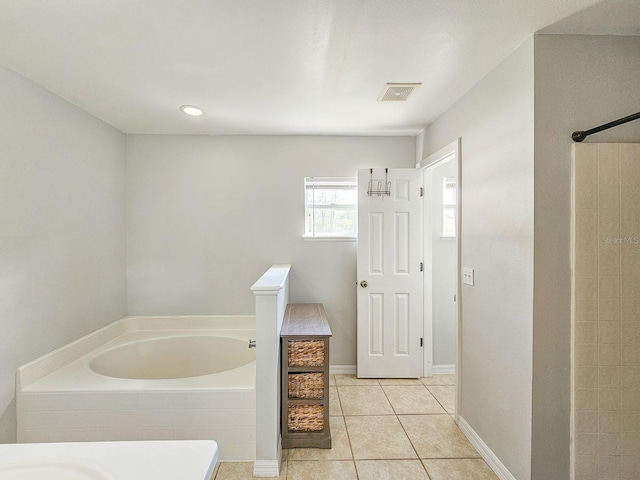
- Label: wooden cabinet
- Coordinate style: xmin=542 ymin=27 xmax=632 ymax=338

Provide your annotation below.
xmin=281 ymin=303 xmax=332 ymax=449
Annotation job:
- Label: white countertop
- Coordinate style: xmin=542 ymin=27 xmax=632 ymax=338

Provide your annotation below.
xmin=0 ymin=440 xmax=218 ymax=480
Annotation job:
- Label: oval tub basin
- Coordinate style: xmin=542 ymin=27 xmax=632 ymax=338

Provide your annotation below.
xmin=90 ymin=335 xmax=254 ymax=379
xmin=0 ymin=459 xmax=112 ymax=480
xmin=0 ymin=440 xmax=218 ymax=480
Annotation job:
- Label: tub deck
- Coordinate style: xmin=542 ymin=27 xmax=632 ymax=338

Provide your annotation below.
xmin=16 ymin=316 xmax=257 ymax=462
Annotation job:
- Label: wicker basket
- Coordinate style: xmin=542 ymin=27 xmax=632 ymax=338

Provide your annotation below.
xmin=287 ymin=404 xmax=324 ymax=432
xmin=288 ymin=340 xmax=324 ymax=367
xmin=289 ymin=373 xmax=324 ymax=399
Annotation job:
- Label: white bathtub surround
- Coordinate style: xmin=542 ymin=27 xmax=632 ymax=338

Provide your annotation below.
xmin=251 ymin=264 xmax=291 ymax=478
xmin=16 ymin=316 xmax=256 ymax=461
xmin=0 ymin=440 xmax=218 ymax=480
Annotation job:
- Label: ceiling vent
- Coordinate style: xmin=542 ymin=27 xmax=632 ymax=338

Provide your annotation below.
xmin=377 ymin=83 xmax=421 ymax=102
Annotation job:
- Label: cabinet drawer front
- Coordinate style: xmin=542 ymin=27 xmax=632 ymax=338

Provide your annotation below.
xmin=289 ymin=373 xmax=324 ymax=399
xmin=288 ymin=340 xmax=324 ymax=367
xmin=287 ymin=404 xmax=324 ymax=432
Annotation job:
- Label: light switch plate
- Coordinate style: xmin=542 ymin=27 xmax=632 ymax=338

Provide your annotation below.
xmin=463 ymin=267 xmax=474 ymax=286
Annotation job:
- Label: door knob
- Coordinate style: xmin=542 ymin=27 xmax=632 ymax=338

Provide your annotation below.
xmin=360 ymin=280 xmax=368 ymax=288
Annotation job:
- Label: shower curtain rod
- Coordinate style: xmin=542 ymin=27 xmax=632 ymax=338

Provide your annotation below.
xmin=572 ymin=111 xmax=640 ymax=142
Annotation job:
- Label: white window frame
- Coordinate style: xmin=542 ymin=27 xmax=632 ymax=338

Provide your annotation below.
xmin=304 ymin=177 xmax=357 ymax=240
xmin=442 ymin=177 xmax=457 ymax=238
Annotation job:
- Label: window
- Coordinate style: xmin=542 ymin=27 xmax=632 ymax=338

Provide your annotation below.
xmin=304 ymin=177 xmax=357 ymax=238
xmin=442 ymin=177 xmax=457 ymax=237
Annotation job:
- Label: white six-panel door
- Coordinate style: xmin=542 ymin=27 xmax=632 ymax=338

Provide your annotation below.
xmin=356 ymin=168 xmax=422 ymax=378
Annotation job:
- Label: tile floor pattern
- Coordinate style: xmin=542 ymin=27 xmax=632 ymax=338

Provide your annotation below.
xmin=213 ymin=374 xmax=498 ymax=480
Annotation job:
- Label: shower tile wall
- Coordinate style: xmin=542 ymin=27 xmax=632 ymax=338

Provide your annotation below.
xmin=572 ymin=143 xmax=640 ymax=480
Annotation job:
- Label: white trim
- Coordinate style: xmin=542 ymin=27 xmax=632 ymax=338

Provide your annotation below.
xmin=302 ymin=236 xmax=357 ymax=242
xmin=458 ymin=416 xmax=516 ymax=480
xmin=422 ymin=166 xmax=433 ymax=379
xmin=250 ymin=264 xmax=291 ymax=293
xmin=329 ymin=365 xmax=356 ymax=375
xmin=454 ymin=138 xmax=462 ymax=425
xmin=420 ymin=137 xmax=461 ymax=424
xmin=432 ymin=364 xmax=455 ymax=374
xmin=252 ymin=265 xmax=289 ymax=477
xmin=415 ymin=130 xmax=424 ymax=167
xmin=253 ymin=459 xmax=281 ymax=478
xmin=252 ymin=406 xmax=282 ymax=477
xmin=419 ymin=140 xmax=458 ymax=169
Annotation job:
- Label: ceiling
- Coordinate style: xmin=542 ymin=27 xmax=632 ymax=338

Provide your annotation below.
xmin=0 ymin=0 xmax=629 ymax=136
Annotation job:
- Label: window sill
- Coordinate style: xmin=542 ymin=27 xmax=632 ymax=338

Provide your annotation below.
xmin=302 ymin=236 xmax=357 ymax=242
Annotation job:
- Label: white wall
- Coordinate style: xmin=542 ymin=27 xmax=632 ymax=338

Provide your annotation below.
xmin=533 ymin=34 xmax=640 ymax=480
xmin=0 ymin=66 xmax=127 ymax=442
xmin=126 ymin=135 xmax=415 ymax=366
xmin=422 ymin=39 xmax=534 ymax=480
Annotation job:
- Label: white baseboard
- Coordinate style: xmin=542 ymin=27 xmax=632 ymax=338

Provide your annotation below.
xmin=331 ymin=365 xmax=452 ymax=376
xmin=252 ymin=443 xmax=281 ymax=477
xmin=253 ymin=460 xmax=280 ymax=477
xmin=458 ymin=416 xmax=516 ymax=480
xmin=432 ymin=364 xmax=455 ymax=374
xmin=330 ymin=365 xmax=356 ymax=375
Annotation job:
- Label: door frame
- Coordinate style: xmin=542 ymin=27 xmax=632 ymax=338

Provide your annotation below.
xmin=417 ymin=138 xmax=461 ymax=422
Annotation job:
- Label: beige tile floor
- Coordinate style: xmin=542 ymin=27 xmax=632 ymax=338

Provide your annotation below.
xmin=213 ymin=374 xmax=498 ymax=480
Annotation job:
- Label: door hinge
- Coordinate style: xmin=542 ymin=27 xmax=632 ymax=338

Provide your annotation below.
xmin=420 ymin=187 xmax=424 ymax=197
xmin=420 ymin=262 xmax=424 ymax=272
xmin=420 ymin=337 xmax=423 ymax=347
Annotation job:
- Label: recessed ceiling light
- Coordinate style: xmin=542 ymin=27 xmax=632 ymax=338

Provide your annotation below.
xmin=180 ymin=105 xmax=205 ymax=117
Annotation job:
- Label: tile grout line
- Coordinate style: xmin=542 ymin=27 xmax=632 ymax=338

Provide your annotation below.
xmin=334 ymin=381 xmax=359 ymax=479
xmin=425 ymin=385 xmax=450 ymax=415
xmin=340 ymin=377 xmax=431 ymax=478
xmin=216 ymin=376 xmax=464 ymax=480
xmin=345 ymin=382 xmax=468 ymax=479
xmin=379 ymin=381 xmax=400 ymax=417
xmin=423 ymin=383 xmax=448 ymax=415
xmin=378 ymin=380 xmax=431 ymax=477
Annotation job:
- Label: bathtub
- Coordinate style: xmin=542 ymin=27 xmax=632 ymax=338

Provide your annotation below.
xmin=0 ymin=440 xmax=218 ymax=480
xmin=16 ymin=316 xmax=256 ymax=461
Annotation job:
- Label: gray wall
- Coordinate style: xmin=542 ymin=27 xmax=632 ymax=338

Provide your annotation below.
xmin=0 ymin=66 xmax=127 ymax=442
xmin=533 ymin=34 xmax=640 ymax=480
xmin=126 ymin=135 xmax=415 ymax=366
xmin=422 ymin=39 xmax=535 ymax=480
